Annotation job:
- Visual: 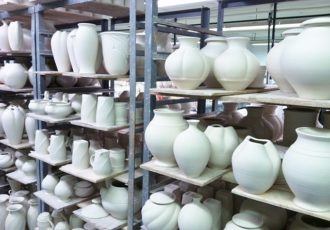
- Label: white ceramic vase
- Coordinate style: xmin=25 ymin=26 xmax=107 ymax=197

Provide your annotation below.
xmin=27 ymin=198 xmax=38 ymax=230
xmin=201 ymin=36 xmax=227 ymax=88
xmin=96 ymin=96 xmax=115 ymax=127
xmin=100 ymin=31 xmax=129 ymax=75
xmin=35 ymin=129 xmax=49 ymax=154
xmin=0 ymin=151 xmax=14 ymax=169
xmin=3 ymin=62 xmax=28 ymax=89
xmin=178 ymin=192 xmax=212 ymax=230
xmin=232 ymin=136 xmax=281 ymax=194
xmin=0 ymin=194 xmax=9 ymax=230
xmin=22 ymin=159 xmax=37 ymax=179
xmin=204 ymin=198 xmax=222 ymax=230
xmin=37 ymin=212 xmax=55 ymax=230
xmin=266 ymin=28 xmax=301 ymax=93
xmin=115 ymin=102 xmax=128 ymax=125
xmin=5 ymin=204 xmax=26 ymax=230
xmin=2 ymin=105 xmax=25 ymax=145
xmin=224 ymin=212 xmax=267 ymax=230
xmin=205 ymin=124 xmax=239 ymax=169
xmin=8 ymin=21 xmax=23 ymax=51
xmin=165 ymin=36 xmax=210 ymax=89
xmin=283 ymin=127 xmax=330 ymax=212
xmin=67 ymin=29 xmax=79 ymax=73
xmin=54 ymin=176 xmax=73 ymax=202
xmin=75 ymin=23 xmax=99 ymax=74
xmin=262 ymin=105 xmax=283 ymax=142
xmin=81 ymin=94 xmax=97 ymax=123
xmin=281 ymin=17 xmax=330 ymax=99
xmin=174 ymin=119 xmax=211 ymax=177
xmin=25 ymin=117 xmax=36 ymax=144
xmin=145 ymin=108 xmax=188 ymax=167
xmin=109 ymin=148 xmax=125 ymax=172
xmin=216 ymin=103 xmax=244 ymax=125
xmin=142 ymin=191 xmax=180 ymax=230
xmin=41 ymin=174 xmax=59 ymax=193
xmin=72 ymin=139 xmax=89 ymax=169
xmin=214 ymin=37 xmax=260 ymax=90
xmin=48 ymin=134 xmax=66 ymax=161
xmin=51 ymin=30 xmax=71 ymax=72
xmin=0 ymin=21 xmax=10 ymax=51
xmin=90 ymin=149 xmax=112 ymax=175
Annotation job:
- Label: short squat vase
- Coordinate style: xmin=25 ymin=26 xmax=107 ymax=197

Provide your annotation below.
xmin=142 ymin=191 xmax=181 ymax=230
xmin=283 ymin=127 xmax=330 ymax=212
xmin=100 ymin=31 xmax=129 ymax=75
xmin=145 ymin=108 xmax=188 ymax=167
xmin=75 ymin=23 xmax=99 ymax=74
xmin=5 ymin=204 xmax=26 ymax=230
xmin=173 ymin=120 xmax=211 ymax=177
xmin=165 ymin=36 xmax=210 ymax=90
xmin=214 ymin=37 xmax=260 ymax=91
xmin=8 ymin=21 xmax=23 ymax=51
xmin=281 ymin=17 xmax=330 ymax=99
xmin=51 ymin=30 xmax=71 ymax=72
xmin=2 ymin=105 xmax=25 ymax=145
xmin=232 ymin=136 xmax=281 ymax=194
xmin=200 ymin=36 xmax=227 ymax=88
xmin=266 ymin=28 xmax=302 ymax=93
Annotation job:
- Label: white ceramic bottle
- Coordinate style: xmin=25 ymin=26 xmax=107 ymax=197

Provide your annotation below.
xmin=51 ymin=30 xmax=71 ymax=72
xmin=8 ymin=21 xmax=23 ymax=51
xmin=2 ymin=105 xmax=25 ymax=145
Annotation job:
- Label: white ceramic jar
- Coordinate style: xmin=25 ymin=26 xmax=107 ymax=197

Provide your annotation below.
xmin=214 ymin=37 xmax=260 ymax=90
xmin=283 ymin=127 xmax=330 ymax=212
xmin=0 ymin=151 xmax=15 ymax=169
xmin=51 ymin=30 xmax=71 ymax=72
xmin=5 ymin=204 xmax=26 ymax=230
xmin=165 ymin=36 xmax=210 ymax=90
xmin=72 ymin=139 xmax=89 ymax=169
xmin=22 ymin=159 xmax=37 ymax=179
xmin=0 ymin=103 xmax=6 ymax=135
xmin=0 ymin=21 xmax=10 ymax=51
xmin=232 ymin=136 xmax=281 ymax=194
xmin=96 ymin=96 xmax=115 ymax=127
xmin=8 ymin=21 xmax=23 ymax=51
xmin=3 ymin=62 xmax=28 ymax=89
xmin=224 ymin=212 xmax=267 ymax=230
xmin=2 ymin=105 xmax=25 ymax=145
xmin=0 ymin=194 xmax=9 ymax=230
xmin=41 ymin=174 xmax=59 ymax=193
xmin=48 ymin=134 xmax=66 ymax=161
xmin=54 ymin=177 xmax=73 ymax=202
xmin=90 ymin=149 xmax=112 ymax=175
xmin=145 ymin=108 xmax=188 ymax=167
xmin=281 ymin=17 xmax=330 ymax=99
xmin=81 ymin=94 xmax=97 ymax=123
xmin=27 ymin=198 xmax=38 ymax=230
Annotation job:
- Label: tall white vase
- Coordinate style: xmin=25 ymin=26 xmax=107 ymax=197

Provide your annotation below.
xmin=0 ymin=194 xmax=9 ymax=230
xmin=5 ymin=204 xmax=26 ymax=230
xmin=27 ymin=198 xmax=38 ymax=230
xmin=165 ymin=37 xmax=210 ymax=90
xmin=3 ymin=62 xmax=28 ymax=89
xmin=0 ymin=21 xmax=10 ymax=51
xmin=114 ymin=102 xmax=128 ymax=125
xmin=2 ymin=105 xmax=25 ymax=145
xmin=35 ymin=129 xmax=49 ymax=154
xmin=25 ymin=117 xmax=36 ymax=144
xmin=96 ymin=96 xmax=115 ymax=127
xmin=51 ymin=30 xmax=71 ymax=72
xmin=75 ymin=23 xmax=98 ymax=74
xmin=72 ymin=140 xmax=89 ymax=169
xmin=8 ymin=21 xmax=23 ymax=51
xmin=0 ymin=103 xmax=6 ymax=135
xmin=201 ymin=36 xmax=227 ymax=88
xmin=67 ymin=29 xmax=79 ymax=73
xmin=100 ymin=31 xmax=129 ymax=75
xmin=48 ymin=134 xmax=66 ymax=161
xmin=81 ymin=94 xmax=97 ymax=123
xmin=266 ymin=28 xmax=301 ymax=93
xmin=214 ymin=37 xmax=260 ymax=90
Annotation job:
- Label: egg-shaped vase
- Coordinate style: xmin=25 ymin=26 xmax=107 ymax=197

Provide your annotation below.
xmin=283 ymin=127 xmax=330 ymax=212
xmin=178 ymin=192 xmax=212 ymax=230
xmin=0 ymin=21 xmax=10 ymax=51
xmin=142 ymin=191 xmax=180 ymax=230
xmin=3 ymin=62 xmax=28 ymax=89
xmin=8 ymin=21 xmax=23 ymax=51
xmin=232 ymin=136 xmax=281 ymax=194
xmin=75 ymin=23 xmax=99 ymax=74
xmin=281 ymin=17 xmax=330 ymax=99
xmin=145 ymin=109 xmax=188 ymax=167
xmin=289 ymin=214 xmax=330 ymax=229
xmin=51 ymin=30 xmax=71 ymax=72
xmin=173 ymin=120 xmax=211 ymax=177
xmin=54 ymin=178 xmax=73 ymax=202
xmin=266 ymin=28 xmax=302 ymax=93
xmin=204 ymin=124 xmax=239 ymax=170
xmin=41 ymin=174 xmax=59 ymax=193
xmin=165 ymin=36 xmax=210 ymax=90
xmin=201 ymin=36 xmax=227 ymax=88
xmin=100 ymin=31 xmax=129 ymax=75
xmin=2 ymin=105 xmax=25 ymax=145
xmin=214 ymin=37 xmax=260 ymax=91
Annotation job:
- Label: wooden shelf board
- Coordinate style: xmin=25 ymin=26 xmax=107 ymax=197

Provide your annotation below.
xmin=35 ymin=71 xmax=63 ymax=76
xmin=70 ymin=120 xmax=130 ymax=132
xmin=73 ymin=208 xmax=127 ymax=230
xmin=59 ymin=164 xmax=128 ymax=184
xmin=0 ymin=84 xmax=32 ymax=93
xmin=114 ymin=168 xmax=143 ymax=184
xmin=0 ymin=139 xmax=33 ymax=150
xmin=7 ymin=170 xmax=36 ymax=185
xmin=0 ymin=165 xmax=16 ymax=173
xmin=27 ymin=112 xmax=80 ymax=124
xmin=0 ymin=1 xmax=30 ymax=11
xmin=0 ymin=51 xmax=31 ymax=57
xmin=44 ymin=9 xmax=101 ymax=25
xmin=140 ymin=159 xmax=230 ymax=187
xmin=34 ymin=190 xmax=97 ymax=210
xmin=29 ymin=151 xmax=71 ymax=166
xmin=221 ymin=90 xmax=330 ymax=109
xmin=232 ymin=185 xmax=330 ymax=222
xmin=150 ymin=85 xmax=278 ymax=99
xmin=63 ymin=72 xmax=129 ymax=80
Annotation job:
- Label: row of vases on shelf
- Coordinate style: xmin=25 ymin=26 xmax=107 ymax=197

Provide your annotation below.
xmin=164 ymin=35 xmax=264 ymax=91
xmin=266 ymin=17 xmax=330 ymax=99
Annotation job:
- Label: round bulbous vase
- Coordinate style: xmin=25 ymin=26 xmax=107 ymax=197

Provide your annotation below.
xmin=100 ymin=31 xmax=129 ymax=75
xmin=27 ymin=198 xmax=38 ymax=230
xmin=178 ymin=192 xmax=212 ymax=230
xmin=216 ymin=103 xmax=244 ymax=125
xmin=2 ymin=105 xmax=25 ymax=145
xmin=142 ymin=191 xmax=181 ymax=230
xmin=262 ymin=105 xmax=283 ymax=142
xmin=75 ymin=23 xmax=99 ymax=74
xmin=0 ymin=194 xmax=9 ymax=230
xmin=214 ymin=37 xmax=260 ymax=91
xmin=205 ymin=124 xmax=239 ymax=169
xmin=0 ymin=21 xmax=10 ymax=51
xmin=283 ymin=127 xmax=330 ymax=212
xmin=281 ymin=17 xmax=330 ymax=99
xmin=165 ymin=36 xmax=210 ymax=90
xmin=266 ymin=28 xmax=302 ymax=93
xmin=224 ymin=212 xmax=267 ymax=230
xmin=289 ymin=214 xmax=330 ymax=229
xmin=54 ymin=177 xmax=73 ymax=202
xmin=173 ymin=120 xmax=211 ymax=178
xmin=8 ymin=21 xmax=23 ymax=51
xmin=22 ymin=159 xmax=37 ymax=179
xmin=232 ymin=136 xmax=281 ymax=194
xmin=3 ymin=62 xmax=28 ymax=89
xmin=51 ymin=30 xmax=71 ymax=72
xmin=201 ymin=36 xmax=227 ymax=88
xmin=145 ymin=108 xmax=188 ymax=167
xmin=5 ymin=204 xmax=26 ymax=230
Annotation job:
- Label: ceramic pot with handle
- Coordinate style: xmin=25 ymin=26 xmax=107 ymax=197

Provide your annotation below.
xmin=37 ymin=212 xmax=55 ymax=230
xmin=90 ymin=149 xmax=112 ymax=175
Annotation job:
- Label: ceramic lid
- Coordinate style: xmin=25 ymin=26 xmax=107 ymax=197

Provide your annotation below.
xmin=150 ymin=191 xmax=176 ymax=205
xmin=232 ymin=212 xmax=264 ymax=229
xmin=302 ymin=17 xmax=330 ymax=27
